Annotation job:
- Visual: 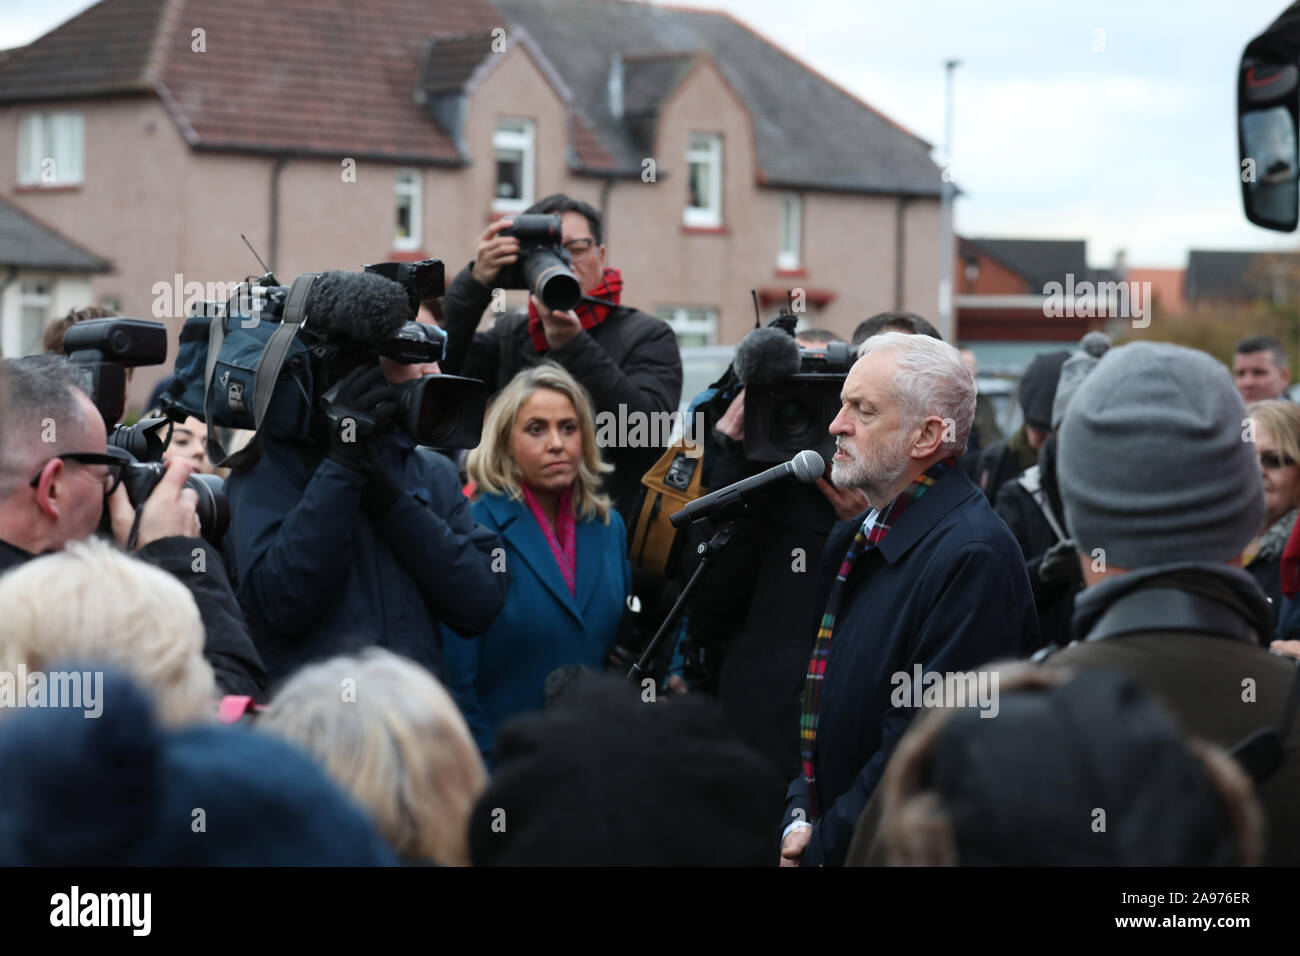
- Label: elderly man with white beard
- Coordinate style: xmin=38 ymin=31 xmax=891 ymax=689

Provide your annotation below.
xmin=779 ymin=331 xmax=1039 ymax=867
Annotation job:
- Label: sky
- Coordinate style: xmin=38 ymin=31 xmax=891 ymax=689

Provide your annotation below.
xmin=4 ymin=0 xmax=1299 ymax=268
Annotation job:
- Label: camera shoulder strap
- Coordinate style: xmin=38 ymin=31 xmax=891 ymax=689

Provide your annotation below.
xmin=206 ymin=273 xmax=318 ymax=470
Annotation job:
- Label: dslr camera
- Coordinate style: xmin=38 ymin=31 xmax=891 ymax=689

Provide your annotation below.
xmin=495 ymin=214 xmax=582 ymax=312
xmin=62 ymin=317 xmax=229 ymax=543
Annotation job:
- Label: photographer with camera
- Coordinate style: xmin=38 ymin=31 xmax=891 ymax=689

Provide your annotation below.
xmin=0 ymin=355 xmax=268 ymax=700
xmin=441 ymin=195 xmax=682 ymax=523
xmin=222 ymin=277 xmax=508 ymax=683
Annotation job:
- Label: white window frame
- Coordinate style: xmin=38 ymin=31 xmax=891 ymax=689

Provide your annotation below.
xmin=656 ymin=306 xmax=718 ymax=347
xmin=492 ymin=118 xmax=535 ymax=213
xmin=393 ymin=169 xmax=422 ymax=252
xmin=8 ymin=275 xmax=54 ymax=357
xmin=684 ymin=133 xmax=722 ymax=228
xmin=17 ymin=112 xmax=84 ymax=186
xmin=778 ymin=193 xmax=801 ymax=269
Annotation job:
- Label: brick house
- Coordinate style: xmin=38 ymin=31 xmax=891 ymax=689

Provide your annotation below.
xmin=955 ymin=236 xmax=1122 ymax=371
xmin=0 ymin=0 xmax=942 ymax=405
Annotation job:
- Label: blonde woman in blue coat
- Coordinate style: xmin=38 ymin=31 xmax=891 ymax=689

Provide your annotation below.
xmin=442 ymin=362 xmax=631 ymax=765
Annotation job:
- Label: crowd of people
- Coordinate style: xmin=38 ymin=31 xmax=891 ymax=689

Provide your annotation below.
xmin=0 ymin=191 xmax=1297 ymax=867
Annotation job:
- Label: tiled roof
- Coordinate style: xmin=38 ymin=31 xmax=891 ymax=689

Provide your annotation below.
xmin=1185 ymin=249 xmax=1300 ymax=303
xmin=0 ymin=195 xmax=111 ymax=272
xmin=0 ymin=0 xmax=941 ymax=194
xmin=0 ymin=0 xmax=166 ymax=102
xmin=494 ymin=0 xmax=942 ymax=194
xmin=0 ymin=0 xmax=506 ymax=163
xmin=961 ymin=237 xmax=1089 ymax=290
xmin=420 ymin=30 xmax=498 ymax=94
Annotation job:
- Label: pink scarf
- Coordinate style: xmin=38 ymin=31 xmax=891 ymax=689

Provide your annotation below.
xmin=521 ymin=484 xmax=577 ymax=596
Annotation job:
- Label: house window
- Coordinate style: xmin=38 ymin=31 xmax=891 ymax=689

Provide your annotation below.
xmin=493 ymin=119 xmax=535 ymax=213
xmin=394 ymin=169 xmax=422 ymax=252
xmin=13 ymin=278 xmax=53 ymax=356
xmin=684 ymin=133 xmax=722 ymax=227
xmin=655 ymin=306 xmax=718 ymax=347
xmin=778 ymin=193 xmax=801 ymax=269
xmin=18 ymin=112 xmax=84 ymax=186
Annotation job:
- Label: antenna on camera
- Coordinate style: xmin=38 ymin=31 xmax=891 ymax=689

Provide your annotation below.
xmin=786 ymin=288 xmax=794 ymax=314
xmin=241 ymin=234 xmax=272 ymax=275
xmin=751 ymin=289 xmax=760 ymax=329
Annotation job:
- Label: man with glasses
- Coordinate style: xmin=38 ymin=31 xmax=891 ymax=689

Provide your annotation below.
xmin=0 ymin=355 xmax=268 ymax=700
xmin=441 ymin=193 xmax=682 ymax=522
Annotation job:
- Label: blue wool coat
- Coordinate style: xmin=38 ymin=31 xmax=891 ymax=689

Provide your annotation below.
xmin=783 ymin=465 xmax=1039 ymax=866
xmin=441 ymin=492 xmax=632 ymax=764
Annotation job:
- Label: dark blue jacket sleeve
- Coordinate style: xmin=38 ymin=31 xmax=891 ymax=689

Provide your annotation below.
xmin=370 ymin=454 xmax=508 ymax=637
xmin=440 ymin=620 xmax=495 ymax=767
xmin=227 ymin=445 xmax=370 ymax=639
xmin=800 ymin=541 xmax=1029 ymax=867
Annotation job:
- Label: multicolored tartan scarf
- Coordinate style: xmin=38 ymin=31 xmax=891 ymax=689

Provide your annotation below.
xmin=798 ymin=458 xmax=953 ymax=820
xmin=527 ymin=267 xmax=623 ymax=353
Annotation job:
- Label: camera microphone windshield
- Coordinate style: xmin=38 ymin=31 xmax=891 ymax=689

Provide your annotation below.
xmin=734 ymin=326 xmax=801 ymax=387
xmin=303 ymin=271 xmax=410 ymax=346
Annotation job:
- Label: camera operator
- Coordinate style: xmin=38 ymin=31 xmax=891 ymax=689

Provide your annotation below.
xmin=223 ymin=308 xmax=508 ymax=683
xmin=440 ymin=194 xmax=682 ymax=523
xmin=679 ymin=328 xmax=861 ymax=780
xmin=0 ymin=355 xmax=268 ymax=700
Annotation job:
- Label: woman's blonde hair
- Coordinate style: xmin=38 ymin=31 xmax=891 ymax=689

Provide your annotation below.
xmin=0 ymin=537 xmax=216 ymax=727
xmin=1248 ymin=399 xmax=1300 ymax=469
xmin=466 ymin=362 xmax=613 ymax=523
xmin=258 ymin=648 xmax=487 ymax=866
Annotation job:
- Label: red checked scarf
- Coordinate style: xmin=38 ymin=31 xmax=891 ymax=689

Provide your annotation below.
xmin=798 ymin=458 xmax=954 ymax=820
xmin=527 ymin=268 xmax=623 ymax=353
xmin=521 ymin=484 xmax=577 ymax=597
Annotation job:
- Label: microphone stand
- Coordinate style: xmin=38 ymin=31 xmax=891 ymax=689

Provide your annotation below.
xmin=627 ymin=508 xmax=742 ymax=686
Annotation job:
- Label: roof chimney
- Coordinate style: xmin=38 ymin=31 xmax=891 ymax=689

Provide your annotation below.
xmin=608 ymin=54 xmax=624 ymax=120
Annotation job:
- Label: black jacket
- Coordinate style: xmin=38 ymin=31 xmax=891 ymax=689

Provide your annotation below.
xmin=1040 ymin=562 xmax=1300 ymax=866
xmin=0 ymin=535 xmax=269 ymax=700
xmin=993 ymin=467 xmax=1076 ymax=652
xmin=224 ymin=434 xmax=507 ymax=683
xmin=681 ymin=433 xmax=838 ymax=781
xmin=441 ymin=264 xmax=683 ymax=521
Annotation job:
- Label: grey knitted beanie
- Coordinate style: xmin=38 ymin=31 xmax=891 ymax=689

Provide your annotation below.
xmin=1057 ymin=341 xmax=1265 ymax=568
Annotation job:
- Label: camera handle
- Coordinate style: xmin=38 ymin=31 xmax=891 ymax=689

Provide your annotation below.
xmin=626 ymin=516 xmax=739 ymax=686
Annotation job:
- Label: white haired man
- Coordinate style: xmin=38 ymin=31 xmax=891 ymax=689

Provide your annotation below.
xmin=779 ymin=332 xmax=1039 ymax=867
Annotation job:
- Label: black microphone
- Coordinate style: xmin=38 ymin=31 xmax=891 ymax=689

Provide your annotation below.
xmin=670 ymin=449 xmax=825 ymax=528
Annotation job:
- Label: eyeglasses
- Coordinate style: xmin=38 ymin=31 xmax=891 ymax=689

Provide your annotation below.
xmin=29 ymin=453 xmax=126 ymax=496
xmin=562 ymin=238 xmax=598 ymax=261
xmin=1259 ymin=450 xmax=1297 ymax=470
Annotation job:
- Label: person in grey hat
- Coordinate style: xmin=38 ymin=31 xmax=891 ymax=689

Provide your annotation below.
xmin=1035 ymin=339 xmax=1300 ymax=865
xmin=994 ymin=332 xmax=1112 ymax=652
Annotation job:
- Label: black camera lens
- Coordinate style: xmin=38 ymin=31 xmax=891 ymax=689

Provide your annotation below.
xmin=120 ymin=461 xmax=229 ymax=545
xmin=392 ymin=374 xmax=488 ymax=449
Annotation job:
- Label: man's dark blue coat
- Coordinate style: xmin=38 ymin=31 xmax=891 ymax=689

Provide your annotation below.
xmin=225 ymin=435 xmax=507 ymax=682
xmin=784 ymin=465 xmax=1039 ymax=866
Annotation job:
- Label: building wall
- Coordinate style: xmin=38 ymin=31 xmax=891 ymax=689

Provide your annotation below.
xmin=0 ymin=46 xmax=942 ymax=404
xmin=957 ymin=249 xmax=1032 ymax=296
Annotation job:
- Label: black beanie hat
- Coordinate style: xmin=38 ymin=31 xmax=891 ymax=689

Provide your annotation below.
xmin=0 ymin=668 xmax=397 ymax=865
xmin=1017 ymin=351 xmax=1070 ymax=431
xmin=469 ymin=675 xmax=785 ymax=866
xmin=931 ymin=670 xmax=1239 ymax=866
